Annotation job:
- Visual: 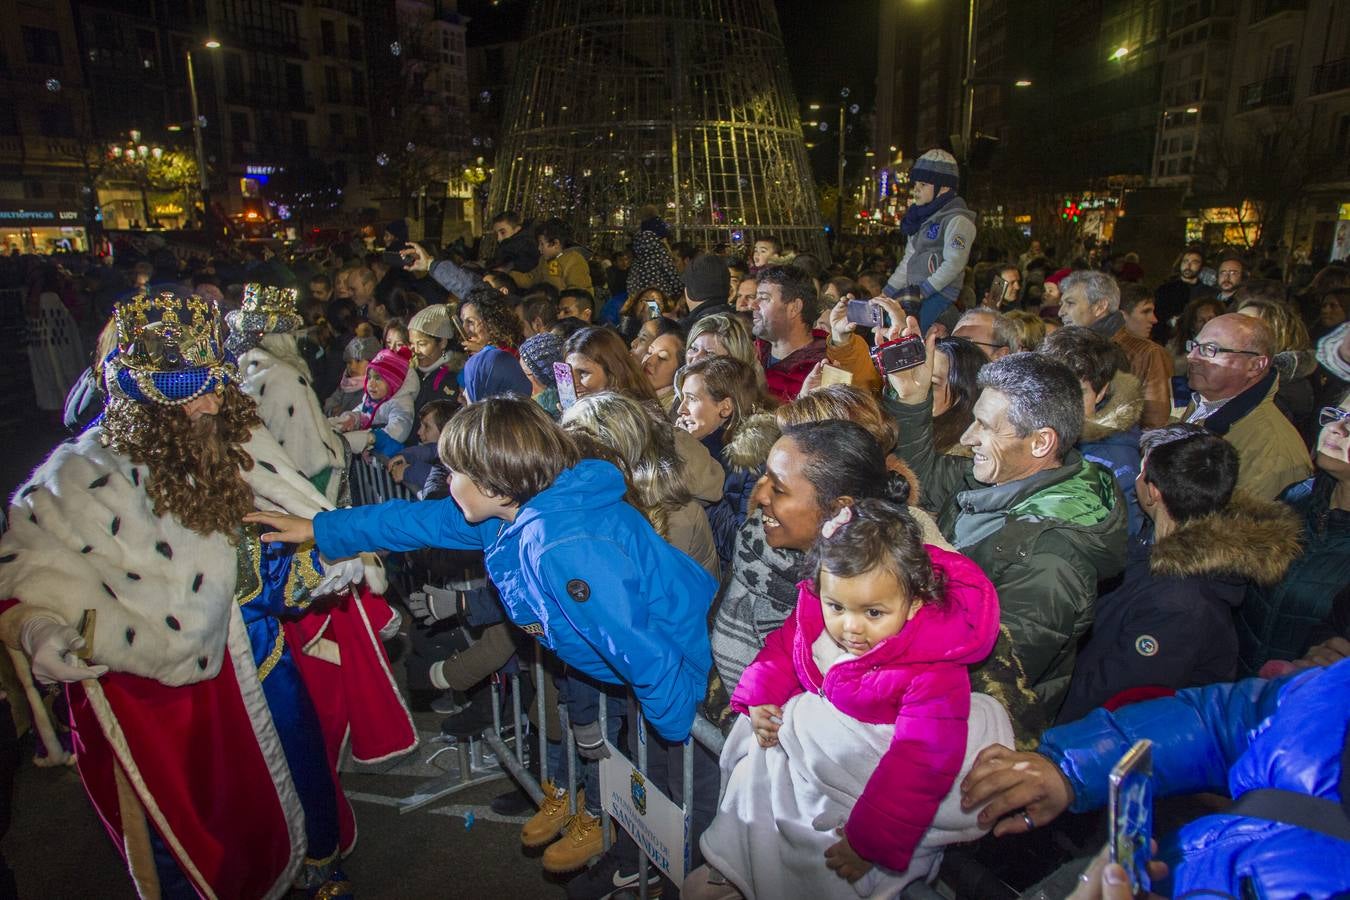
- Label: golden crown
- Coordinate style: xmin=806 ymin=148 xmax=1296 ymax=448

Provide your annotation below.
xmin=114 ymin=288 xmax=226 ymax=372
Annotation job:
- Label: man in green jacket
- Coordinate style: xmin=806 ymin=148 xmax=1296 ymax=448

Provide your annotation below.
xmin=884 ymin=335 xmax=1127 ymax=722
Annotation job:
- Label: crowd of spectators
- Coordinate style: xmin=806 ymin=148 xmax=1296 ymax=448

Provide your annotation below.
xmin=9 ymin=186 xmax=1350 ymax=899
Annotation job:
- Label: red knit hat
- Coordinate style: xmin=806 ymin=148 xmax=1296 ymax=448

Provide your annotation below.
xmin=367 ymin=346 xmax=412 ymax=395
xmin=1044 ymin=267 xmax=1072 ymax=287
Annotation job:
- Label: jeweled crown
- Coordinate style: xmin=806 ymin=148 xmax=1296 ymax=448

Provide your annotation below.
xmin=105 ymin=288 xmax=236 ymax=405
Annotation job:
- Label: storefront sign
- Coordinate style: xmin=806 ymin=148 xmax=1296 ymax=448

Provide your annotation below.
xmin=0 ymin=207 xmax=81 ymax=224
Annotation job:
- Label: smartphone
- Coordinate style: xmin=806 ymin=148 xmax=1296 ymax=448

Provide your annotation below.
xmin=846 ymin=298 xmax=883 ymax=328
xmin=646 ymin=300 xmax=662 ymax=320
xmin=1108 ymin=739 xmax=1154 ymax=897
xmin=553 ymin=361 xmax=578 ymax=410
xmin=381 ymin=249 xmax=412 ymax=270
xmin=819 ymin=363 xmax=853 ymax=387
xmin=872 ymin=335 xmax=926 ymax=374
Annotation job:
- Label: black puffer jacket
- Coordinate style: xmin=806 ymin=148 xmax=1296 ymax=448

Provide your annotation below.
xmin=1058 ymin=494 xmax=1302 ymax=724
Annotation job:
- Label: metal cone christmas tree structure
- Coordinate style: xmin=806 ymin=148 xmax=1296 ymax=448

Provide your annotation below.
xmin=487 ymin=0 xmax=826 ymax=256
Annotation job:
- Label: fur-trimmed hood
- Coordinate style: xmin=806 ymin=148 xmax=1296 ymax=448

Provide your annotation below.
xmin=1150 ymin=493 xmax=1302 ymax=585
xmin=723 ymin=412 xmax=781 ymax=472
xmin=1273 ymin=349 xmax=1317 ymax=383
xmin=1080 ymin=371 xmax=1143 ymax=444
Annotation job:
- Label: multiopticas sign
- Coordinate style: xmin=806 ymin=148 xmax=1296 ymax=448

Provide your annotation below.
xmin=0 ymin=209 xmax=81 ymax=223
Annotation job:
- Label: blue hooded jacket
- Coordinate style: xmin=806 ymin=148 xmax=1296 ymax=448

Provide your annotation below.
xmin=1041 ymin=659 xmax=1350 ymax=897
xmin=313 ymin=459 xmax=717 ymax=741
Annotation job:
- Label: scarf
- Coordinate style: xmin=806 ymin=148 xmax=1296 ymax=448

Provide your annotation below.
xmin=900 ymin=191 xmax=957 ymax=236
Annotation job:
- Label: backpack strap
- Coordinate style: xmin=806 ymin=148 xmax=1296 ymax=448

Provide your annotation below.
xmin=1225 ymin=788 xmax=1350 ymax=843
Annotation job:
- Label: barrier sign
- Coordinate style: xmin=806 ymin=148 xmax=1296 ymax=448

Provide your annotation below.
xmin=599 ymin=740 xmax=690 ymax=884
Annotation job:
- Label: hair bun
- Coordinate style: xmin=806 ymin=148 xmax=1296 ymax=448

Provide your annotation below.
xmin=884 ymin=469 xmax=912 ymax=506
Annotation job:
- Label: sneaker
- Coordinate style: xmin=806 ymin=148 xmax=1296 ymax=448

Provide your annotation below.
xmin=490 ymin=786 xmax=535 ymax=816
xmin=564 ymin=847 xmax=663 ymax=900
xmin=541 ymin=809 xmax=607 ymax=874
xmin=521 ymin=780 xmax=580 ymax=847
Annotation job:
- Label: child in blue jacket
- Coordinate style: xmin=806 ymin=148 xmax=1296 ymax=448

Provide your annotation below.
xmin=247 ymin=395 xmax=718 ymax=744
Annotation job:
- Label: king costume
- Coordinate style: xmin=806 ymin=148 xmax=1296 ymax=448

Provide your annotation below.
xmin=0 ymin=288 xmax=416 ymax=899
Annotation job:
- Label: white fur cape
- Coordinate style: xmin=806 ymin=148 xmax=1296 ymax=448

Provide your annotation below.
xmin=0 ymin=424 xmax=381 ymax=684
xmin=237 ymin=340 xmax=347 ymax=505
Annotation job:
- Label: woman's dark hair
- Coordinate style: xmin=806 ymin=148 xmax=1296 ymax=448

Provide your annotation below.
xmin=779 ymin=419 xmax=910 ymax=514
xmin=932 ymin=336 xmax=986 ymax=454
xmin=808 ymin=498 xmax=945 ymax=610
xmin=1168 ymin=295 xmax=1227 ymax=355
xmin=564 ymin=326 xmax=658 ymax=403
xmin=464 ymin=285 xmax=525 ymax=349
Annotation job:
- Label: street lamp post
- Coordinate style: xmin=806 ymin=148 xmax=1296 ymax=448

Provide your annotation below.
xmin=836 ymin=102 xmax=846 ymax=238
xmin=186 ymin=39 xmax=220 ymax=231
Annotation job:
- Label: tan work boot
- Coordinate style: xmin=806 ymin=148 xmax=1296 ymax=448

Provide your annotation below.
xmin=540 ymin=809 xmax=607 ymax=873
xmin=521 ymin=780 xmax=579 ymax=848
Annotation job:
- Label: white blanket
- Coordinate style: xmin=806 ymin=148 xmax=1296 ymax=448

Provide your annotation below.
xmin=701 ymin=692 xmax=1013 ymax=900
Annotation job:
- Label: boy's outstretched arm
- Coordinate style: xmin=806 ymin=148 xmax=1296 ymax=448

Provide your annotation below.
xmin=247 ymin=497 xmax=488 ymax=558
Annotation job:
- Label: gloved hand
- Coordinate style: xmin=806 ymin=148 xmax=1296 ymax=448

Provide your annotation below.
xmin=314 ymin=555 xmax=364 ymax=597
xmin=20 ymin=616 xmax=108 ymax=685
xmin=407 ymin=585 xmax=459 ymax=625
xmin=573 ymin=720 xmax=611 ymax=761
xmin=342 ymin=429 xmax=373 ymax=453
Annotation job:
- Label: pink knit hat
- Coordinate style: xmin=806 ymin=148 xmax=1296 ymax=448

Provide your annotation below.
xmin=366 ymin=346 xmax=411 ymax=394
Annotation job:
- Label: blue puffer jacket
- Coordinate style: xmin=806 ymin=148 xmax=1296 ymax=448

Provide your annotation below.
xmin=314 ymin=459 xmax=718 ymax=740
xmin=1041 ymin=659 xmax=1350 ymax=898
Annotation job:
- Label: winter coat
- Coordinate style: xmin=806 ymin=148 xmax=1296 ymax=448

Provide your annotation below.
xmin=341 ymin=364 xmax=419 ymax=457
xmin=1079 ymin=370 xmax=1144 ymax=538
xmin=1237 ymin=473 xmax=1350 ymax=674
xmin=1111 ymin=326 xmax=1174 ymax=429
xmin=756 ymin=332 xmax=828 ymax=403
xmin=888 ymin=393 xmax=1128 ymax=719
xmin=1058 ymin=495 xmax=1302 ymax=724
xmin=429 ymin=258 xmax=484 ymax=301
xmin=705 ymin=413 xmax=780 ymax=571
xmin=825 ymin=333 xmax=883 ymax=396
xmin=731 ymin=547 xmax=999 ymax=873
xmin=490 ymin=227 xmax=540 ymax=276
xmin=313 ymin=458 xmax=718 ymax=741
xmin=1185 ymin=369 xmax=1312 ymax=500
xmin=412 ymin=351 xmax=463 ymax=418
xmin=518 ymin=247 xmax=593 ymax=296
xmin=1272 ymin=348 xmax=1318 ymax=445
xmin=1041 ymin=660 xmax=1350 ymax=898
xmin=626 ymin=230 xmax=684 ymax=302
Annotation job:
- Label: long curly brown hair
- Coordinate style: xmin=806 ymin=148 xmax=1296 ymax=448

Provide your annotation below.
xmin=101 ymin=384 xmax=261 ymax=540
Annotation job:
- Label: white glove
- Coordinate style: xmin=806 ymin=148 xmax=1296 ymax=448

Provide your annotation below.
xmin=342 ymin=430 xmax=373 ymax=453
xmin=20 ymin=616 xmax=108 ymax=685
xmin=314 ymin=555 xmax=364 ymax=597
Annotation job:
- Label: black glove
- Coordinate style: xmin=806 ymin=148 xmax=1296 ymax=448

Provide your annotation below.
xmin=573 ymin=720 xmax=611 ymax=761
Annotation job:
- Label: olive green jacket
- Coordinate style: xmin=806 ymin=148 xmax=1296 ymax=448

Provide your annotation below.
xmin=887 ymin=393 xmax=1128 ymax=720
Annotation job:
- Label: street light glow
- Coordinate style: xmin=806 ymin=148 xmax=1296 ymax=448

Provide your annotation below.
xmin=808 ymin=103 xmax=821 ymax=110
xmin=1014 ymin=79 xmax=1032 ymax=87
xmin=204 ymin=39 xmax=222 ymax=49
xmin=1186 ymin=106 xmax=1199 ymax=114
xmin=1111 ymin=46 xmax=1129 ymax=60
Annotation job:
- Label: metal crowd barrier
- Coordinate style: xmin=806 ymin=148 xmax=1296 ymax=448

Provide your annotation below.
xmin=408 ymin=644 xmax=945 ymax=900
xmin=347 ymin=454 xmax=416 ymax=507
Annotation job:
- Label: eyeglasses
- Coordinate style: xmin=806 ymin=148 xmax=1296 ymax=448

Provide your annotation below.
xmin=1319 ymin=406 xmax=1350 ymax=427
xmin=1185 ymin=339 xmax=1262 ymax=359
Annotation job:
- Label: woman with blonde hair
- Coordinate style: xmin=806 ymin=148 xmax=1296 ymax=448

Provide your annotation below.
xmin=676 ymin=355 xmax=779 ymax=567
xmin=1236 ymin=296 xmax=1317 ymax=441
xmin=563 ymin=391 xmax=720 ymax=578
xmin=1002 ymin=309 xmax=1048 ymax=353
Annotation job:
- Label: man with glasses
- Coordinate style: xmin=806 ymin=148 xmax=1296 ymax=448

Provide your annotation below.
xmin=1184 ymin=314 xmax=1311 ymax=499
xmin=953 ymin=308 xmax=1012 ymax=361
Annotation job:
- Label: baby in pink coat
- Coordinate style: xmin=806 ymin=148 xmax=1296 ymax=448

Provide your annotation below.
xmin=729 ymin=497 xmax=1000 ymax=886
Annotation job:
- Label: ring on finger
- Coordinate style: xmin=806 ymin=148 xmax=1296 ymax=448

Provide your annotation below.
xmin=1021 ymin=810 xmax=1035 ymax=831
